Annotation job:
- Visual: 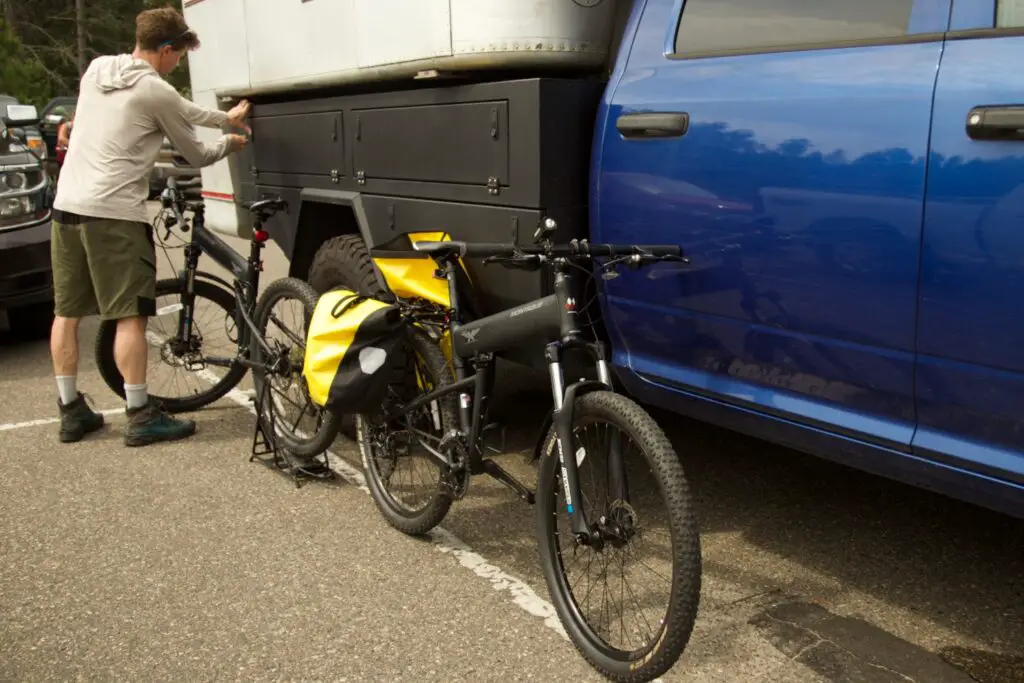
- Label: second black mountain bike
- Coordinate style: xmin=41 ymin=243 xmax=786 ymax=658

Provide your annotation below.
xmin=355 ymin=218 xmax=702 ymax=683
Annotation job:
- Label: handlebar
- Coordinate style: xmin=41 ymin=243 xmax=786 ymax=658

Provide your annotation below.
xmin=159 ymin=178 xmax=286 ymax=241
xmin=162 ymin=177 xmax=192 ymax=233
xmin=174 ymin=177 xmax=203 ymax=189
xmin=412 ymin=239 xmax=684 ymax=260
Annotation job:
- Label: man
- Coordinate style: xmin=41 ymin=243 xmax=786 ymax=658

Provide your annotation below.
xmin=50 ymin=7 xmax=250 ymax=447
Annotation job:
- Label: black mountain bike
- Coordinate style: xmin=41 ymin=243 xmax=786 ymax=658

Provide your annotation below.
xmin=94 ymin=177 xmax=339 ymax=458
xmin=356 ymin=219 xmax=702 ymax=682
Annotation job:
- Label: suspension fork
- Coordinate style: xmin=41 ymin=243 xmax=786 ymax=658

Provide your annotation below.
xmin=591 ymin=340 xmax=629 ymax=506
xmin=175 ymin=242 xmax=202 ymax=344
xmin=547 ymin=342 xmax=601 ymax=543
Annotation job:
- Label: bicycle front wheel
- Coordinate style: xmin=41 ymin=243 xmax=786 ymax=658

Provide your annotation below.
xmin=535 ymin=390 xmax=701 ymax=683
xmin=251 ymin=277 xmax=343 ymax=457
xmin=94 ymin=277 xmax=247 ymax=413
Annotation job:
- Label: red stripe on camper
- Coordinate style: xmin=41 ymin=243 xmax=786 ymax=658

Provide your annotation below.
xmin=201 ymin=191 xmax=235 ymax=201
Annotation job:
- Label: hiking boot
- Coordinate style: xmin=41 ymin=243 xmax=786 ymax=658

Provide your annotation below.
xmin=58 ymin=392 xmax=105 ymax=443
xmin=123 ymin=398 xmax=197 ymax=447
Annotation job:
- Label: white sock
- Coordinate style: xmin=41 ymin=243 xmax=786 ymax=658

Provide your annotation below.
xmin=56 ymin=376 xmax=77 ymax=405
xmin=125 ymin=383 xmax=148 ymax=410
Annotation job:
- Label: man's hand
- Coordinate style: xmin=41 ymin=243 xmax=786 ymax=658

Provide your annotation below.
xmin=226 ymin=99 xmax=251 ymax=134
xmin=226 ymin=134 xmax=249 ymax=153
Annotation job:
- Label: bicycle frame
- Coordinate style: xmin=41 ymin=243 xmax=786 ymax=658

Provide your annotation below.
xmin=169 ymin=201 xmax=282 ymax=372
xmin=383 ymin=254 xmax=621 ymax=546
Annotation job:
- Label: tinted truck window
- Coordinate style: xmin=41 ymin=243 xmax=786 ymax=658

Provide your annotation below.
xmin=674 ymin=0 xmax=916 ymax=55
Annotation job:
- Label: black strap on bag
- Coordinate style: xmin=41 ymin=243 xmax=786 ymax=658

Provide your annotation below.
xmin=330 ymin=293 xmax=367 ymax=319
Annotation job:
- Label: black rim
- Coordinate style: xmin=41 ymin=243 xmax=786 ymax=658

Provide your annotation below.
xmin=361 ymin=349 xmax=447 ymax=516
xmin=258 ymin=290 xmax=324 ymax=447
xmin=144 ymin=286 xmax=237 ymax=401
xmin=545 ymin=418 xmax=678 ymax=664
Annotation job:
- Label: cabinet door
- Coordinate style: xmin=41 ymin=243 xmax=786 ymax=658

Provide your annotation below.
xmin=914 ymin=0 xmax=1024 ymax=487
xmin=594 ymin=0 xmax=949 ymax=447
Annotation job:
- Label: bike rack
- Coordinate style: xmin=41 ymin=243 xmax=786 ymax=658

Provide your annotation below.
xmin=250 ymin=377 xmax=335 ymax=488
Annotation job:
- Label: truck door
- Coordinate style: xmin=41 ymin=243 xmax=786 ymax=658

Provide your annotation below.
xmin=914 ymin=0 xmax=1024 ymax=487
xmin=593 ymin=0 xmax=950 ymax=448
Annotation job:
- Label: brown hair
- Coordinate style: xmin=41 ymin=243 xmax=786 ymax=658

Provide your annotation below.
xmin=135 ymin=6 xmax=201 ymax=52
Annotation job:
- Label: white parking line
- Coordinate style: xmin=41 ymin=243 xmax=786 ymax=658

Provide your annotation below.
xmin=0 ymin=409 xmax=125 ymax=432
xmin=198 ymin=368 xmax=571 ymax=642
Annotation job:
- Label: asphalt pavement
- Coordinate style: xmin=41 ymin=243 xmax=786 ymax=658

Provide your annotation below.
xmin=1 ymin=210 xmax=1022 ymax=682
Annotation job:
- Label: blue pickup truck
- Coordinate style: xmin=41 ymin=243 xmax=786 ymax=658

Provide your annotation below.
xmin=590 ymin=0 xmax=1024 ymax=520
xmin=232 ymin=0 xmax=1024 ymax=519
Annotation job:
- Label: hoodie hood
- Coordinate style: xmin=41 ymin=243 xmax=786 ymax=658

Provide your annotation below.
xmin=90 ymin=54 xmax=158 ymax=92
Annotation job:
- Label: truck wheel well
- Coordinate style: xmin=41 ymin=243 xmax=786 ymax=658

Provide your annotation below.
xmin=288 ymin=201 xmax=361 ymax=281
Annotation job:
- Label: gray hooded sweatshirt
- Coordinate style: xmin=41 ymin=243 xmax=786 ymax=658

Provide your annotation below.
xmin=54 ymin=54 xmax=232 ymax=225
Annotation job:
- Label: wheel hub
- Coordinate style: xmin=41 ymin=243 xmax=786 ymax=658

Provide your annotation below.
xmin=161 ymin=335 xmax=203 ymax=369
xmin=596 ymin=500 xmax=639 ymax=549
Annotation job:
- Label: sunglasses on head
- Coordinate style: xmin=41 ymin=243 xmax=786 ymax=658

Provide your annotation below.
xmin=160 ymin=28 xmax=194 ymax=49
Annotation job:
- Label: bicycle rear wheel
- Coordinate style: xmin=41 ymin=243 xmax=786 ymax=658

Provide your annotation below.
xmin=357 ymin=326 xmax=457 ymax=536
xmin=251 ymin=277 xmax=343 ymax=457
xmin=535 ymin=390 xmax=701 ymax=683
xmin=94 ymin=277 xmax=247 ymax=413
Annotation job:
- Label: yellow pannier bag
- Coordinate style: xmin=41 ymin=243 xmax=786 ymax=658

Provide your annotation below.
xmin=302 ymin=288 xmax=408 ymax=413
xmin=372 ymin=231 xmax=469 ymax=366
xmin=372 ymin=231 xmax=459 ymax=308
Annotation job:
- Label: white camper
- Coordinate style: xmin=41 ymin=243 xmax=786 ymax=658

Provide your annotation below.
xmin=183 ymin=0 xmax=628 ymax=237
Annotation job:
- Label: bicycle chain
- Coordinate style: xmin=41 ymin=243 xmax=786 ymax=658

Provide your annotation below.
xmin=438 ymin=430 xmax=470 ymax=500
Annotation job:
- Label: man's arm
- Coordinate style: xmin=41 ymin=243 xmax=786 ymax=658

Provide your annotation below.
xmin=179 ymin=96 xmax=229 ymax=129
xmin=178 ymin=95 xmax=251 ymax=132
xmin=150 ymin=83 xmax=235 ymax=168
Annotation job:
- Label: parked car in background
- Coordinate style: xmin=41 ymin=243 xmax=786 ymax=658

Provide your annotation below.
xmin=0 ymin=95 xmax=48 ymax=164
xmin=149 ymin=136 xmax=199 ymax=198
xmin=39 ymin=96 xmax=77 ymax=158
xmin=0 ymin=103 xmax=54 ymax=339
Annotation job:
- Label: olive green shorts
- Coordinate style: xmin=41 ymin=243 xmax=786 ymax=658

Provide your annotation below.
xmin=50 ymin=212 xmax=157 ymax=321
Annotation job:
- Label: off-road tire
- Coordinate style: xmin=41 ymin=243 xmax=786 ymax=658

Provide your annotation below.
xmin=251 ymin=276 xmax=343 ymax=457
xmin=357 ymin=327 xmax=456 ymax=536
xmin=94 ymin=278 xmax=247 ymax=413
xmin=535 ymin=390 xmax=702 ymax=682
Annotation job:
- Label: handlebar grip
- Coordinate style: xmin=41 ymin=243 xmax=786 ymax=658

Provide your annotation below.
xmin=172 ymin=202 xmax=185 ymax=230
xmin=578 ymin=244 xmax=682 ymax=257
